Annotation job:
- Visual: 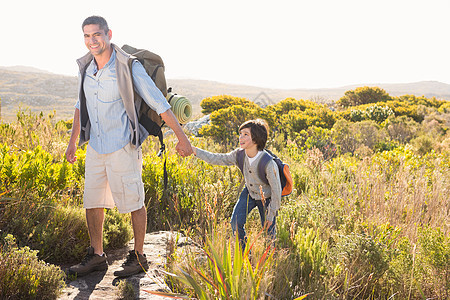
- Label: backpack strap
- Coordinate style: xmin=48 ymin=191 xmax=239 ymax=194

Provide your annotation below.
xmin=237 ymin=149 xmax=272 ymax=184
xmin=257 ymin=151 xmax=272 ymax=185
xmin=236 ymin=149 xmax=245 ymax=173
xmin=128 ymin=57 xmax=167 ymax=188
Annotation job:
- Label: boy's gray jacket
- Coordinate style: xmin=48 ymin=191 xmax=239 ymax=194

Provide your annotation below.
xmin=76 ymin=43 xmax=148 ymax=147
xmin=195 ymin=148 xmax=282 ymax=221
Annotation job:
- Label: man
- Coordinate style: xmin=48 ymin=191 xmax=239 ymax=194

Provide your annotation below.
xmin=65 ymin=15 xmax=192 ymax=277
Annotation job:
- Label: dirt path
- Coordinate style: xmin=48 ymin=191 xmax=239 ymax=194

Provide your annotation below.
xmin=59 ymin=231 xmax=191 ymax=300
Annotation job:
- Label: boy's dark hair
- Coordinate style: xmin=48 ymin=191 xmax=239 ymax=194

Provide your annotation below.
xmin=82 ymin=16 xmax=109 ymax=34
xmin=239 ymin=119 xmax=269 ymax=151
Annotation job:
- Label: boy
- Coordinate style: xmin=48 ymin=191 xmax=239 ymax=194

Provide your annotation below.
xmin=192 ymin=119 xmax=281 ymax=250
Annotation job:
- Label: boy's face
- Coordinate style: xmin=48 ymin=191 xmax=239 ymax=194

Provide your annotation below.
xmin=239 ymin=128 xmax=257 ymax=151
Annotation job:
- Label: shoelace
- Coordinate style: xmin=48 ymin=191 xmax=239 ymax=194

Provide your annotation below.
xmin=123 ymin=251 xmax=138 ymax=266
xmin=81 ymin=253 xmax=95 ymax=265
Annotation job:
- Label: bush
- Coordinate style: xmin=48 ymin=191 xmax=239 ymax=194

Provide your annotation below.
xmin=0 ymin=234 xmax=66 ymax=299
xmin=199 ymin=105 xmax=274 ymax=147
xmin=200 ymin=95 xmax=258 ymax=114
xmin=350 ymin=104 xmax=394 ymax=123
xmin=166 ymin=222 xmax=275 ymax=300
xmin=267 ymin=97 xmax=320 ymax=116
xmin=1 ymin=198 xmax=132 ymax=264
xmin=332 ymin=120 xmax=385 ymax=154
xmin=410 ymin=135 xmax=435 ymax=155
xmin=103 ymin=208 xmax=133 ymax=250
xmin=385 ymin=115 xmax=418 ymax=143
xmin=337 ymin=86 xmax=391 ymax=107
xmin=115 ymin=279 xmax=136 ymax=300
xmin=328 ymin=232 xmax=389 ymax=298
xmin=415 ymin=226 xmax=450 ymax=298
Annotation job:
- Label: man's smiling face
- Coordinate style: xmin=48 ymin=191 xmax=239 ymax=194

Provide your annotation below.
xmin=83 ymin=24 xmax=112 ymax=57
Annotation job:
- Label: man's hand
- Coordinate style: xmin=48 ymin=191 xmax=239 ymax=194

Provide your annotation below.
xmin=176 ymin=137 xmax=193 ymax=157
xmin=66 ymin=108 xmax=81 ymax=164
xmin=160 ymin=109 xmax=193 ymax=157
xmin=65 ymin=143 xmax=77 ymax=164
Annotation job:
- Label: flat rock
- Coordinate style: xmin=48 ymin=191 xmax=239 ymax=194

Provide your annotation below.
xmin=59 ymin=231 xmax=193 ymax=300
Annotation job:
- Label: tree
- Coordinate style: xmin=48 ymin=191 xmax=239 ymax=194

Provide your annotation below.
xmin=199 ymin=105 xmax=274 ymax=147
xmin=267 ymin=98 xmax=319 ymax=116
xmin=200 ymin=95 xmax=258 ymax=114
xmin=337 ymin=86 xmax=391 ymax=108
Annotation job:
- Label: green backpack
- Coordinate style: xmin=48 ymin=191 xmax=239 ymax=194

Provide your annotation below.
xmin=122 ymin=44 xmax=170 ymax=188
xmin=122 ymin=44 xmax=168 ymax=156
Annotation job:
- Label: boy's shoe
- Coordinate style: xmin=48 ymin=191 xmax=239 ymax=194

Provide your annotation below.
xmin=114 ymin=250 xmax=149 ymax=277
xmin=68 ymin=246 xmax=108 ymax=277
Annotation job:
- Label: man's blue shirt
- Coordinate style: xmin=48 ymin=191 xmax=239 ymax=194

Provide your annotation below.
xmin=75 ymin=50 xmax=171 ymax=154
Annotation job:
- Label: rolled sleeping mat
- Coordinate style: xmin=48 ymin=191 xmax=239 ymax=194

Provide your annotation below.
xmin=166 ymin=92 xmax=192 ymax=124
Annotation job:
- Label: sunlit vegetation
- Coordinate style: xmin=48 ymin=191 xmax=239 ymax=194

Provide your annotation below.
xmin=0 ymin=87 xmax=449 ymax=299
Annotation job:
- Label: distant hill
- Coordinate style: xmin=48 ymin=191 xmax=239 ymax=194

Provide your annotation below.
xmin=0 ymin=66 xmax=53 ymax=74
xmin=1 ymin=66 xmax=449 ymax=122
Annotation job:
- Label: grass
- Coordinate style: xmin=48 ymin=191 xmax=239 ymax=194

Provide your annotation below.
xmin=0 ymin=108 xmax=448 ymax=299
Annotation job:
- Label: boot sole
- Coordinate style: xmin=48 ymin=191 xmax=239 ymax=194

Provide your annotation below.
xmin=68 ymin=263 xmax=108 ymax=277
xmin=114 ymin=266 xmax=149 ymax=278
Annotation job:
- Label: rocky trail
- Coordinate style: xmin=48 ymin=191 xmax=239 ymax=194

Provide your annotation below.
xmin=59 ymin=231 xmax=193 ymax=300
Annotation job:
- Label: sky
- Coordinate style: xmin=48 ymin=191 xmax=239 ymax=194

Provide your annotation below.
xmin=1 ymin=0 xmax=449 ymax=89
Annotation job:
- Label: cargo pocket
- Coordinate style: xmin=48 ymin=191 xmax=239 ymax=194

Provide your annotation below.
xmin=122 ymin=175 xmax=143 ymax=202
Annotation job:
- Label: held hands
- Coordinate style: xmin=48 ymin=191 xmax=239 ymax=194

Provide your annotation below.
xmin=175 ymin=137 xmax=193 ymax=157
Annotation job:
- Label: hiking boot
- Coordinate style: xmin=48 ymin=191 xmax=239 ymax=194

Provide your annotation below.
xmin=68 ymin=246 xmax=108 ymax=277
xmin=114 ymin=250 xmax=149 ymax=277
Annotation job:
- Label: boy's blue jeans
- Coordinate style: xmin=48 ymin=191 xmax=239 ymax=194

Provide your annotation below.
xmin=230 ymin=187 xmax=276 ymax=250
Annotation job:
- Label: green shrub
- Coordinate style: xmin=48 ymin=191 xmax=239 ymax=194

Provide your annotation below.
xmin=337 ymin=86 xmax=392 ymax=107
xmin=115 ymin=279 xmax=136 ymax=300
xmin=103 ymin=208 xmax=133 ymax=250
xmin=1 ymin=198 xmax=131 ymax=264
xmin=328 ymin=232 xmax=389 ymax=298
xmin=165 ymin=223 xmax=275 ymax=300
xmin=0 ymin=234 xmax=66 ymax=299
xmin=332 ymin=119 xmax=385 ymax=154
xmin=0 ymin=143 xmax=83 ymax=201
xmin=410 ymin=134 xmax=435 ymax=155
xmin=438 ymin=101 xmax=450 ymax=113
xmin=415 ymin=226 xmax=450 ymax=298
xmin=199 ymin=105 xmax=274 ymax=147
xmin=294 ymin=227 xmax=328 ymax=279
xmin=200 ymin=95 xmax=258 ymax=114
xmin=350 ymin=104 xmax=394 ymax=123
xmin=267 ymin=97 xmax=319 ymax=116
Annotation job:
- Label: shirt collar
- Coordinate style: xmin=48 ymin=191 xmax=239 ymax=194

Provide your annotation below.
xmin=86 ymin=49 xmax=116 ymax=75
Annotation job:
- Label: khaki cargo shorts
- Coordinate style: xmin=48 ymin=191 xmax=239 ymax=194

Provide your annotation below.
xmin=83 ymin=143 xmax=145 ymax=213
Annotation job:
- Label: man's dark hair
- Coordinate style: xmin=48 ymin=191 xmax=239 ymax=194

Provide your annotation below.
xmin=82 ymin=16 xmax=109 ymax=34
xmin=239 ymin=119 xmax=269 ymax=151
